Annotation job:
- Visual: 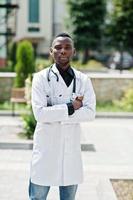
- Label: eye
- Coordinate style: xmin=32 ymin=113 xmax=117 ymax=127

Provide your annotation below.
xmin=55 ymin=45 xmax=62 ymax=50
xmin=65 ymin=46 xmax=71 ymax=50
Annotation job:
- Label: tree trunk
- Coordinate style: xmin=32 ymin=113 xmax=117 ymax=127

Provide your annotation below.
xmin=119 ymin=42 xmax=124 ymax=73
xmin=82 ymin=48 xmax=89 ymax=64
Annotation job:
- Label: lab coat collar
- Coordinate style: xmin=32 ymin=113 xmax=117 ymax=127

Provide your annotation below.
xmin=50 ymin=63 xmax=81 ymax=80
xmin=48 ymin=64 xmax=60 ymax=81
xmin=72 ymin=67 xmax=81 ymax=80
xmin=51 ymin=63 xmax=60 ymax=75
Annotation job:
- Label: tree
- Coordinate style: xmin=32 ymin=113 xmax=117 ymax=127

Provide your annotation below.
xmin=107 ymin=0 xmax=133 ymax=51
xmin=67 ymin=0 xmax=106 ymax=63
xmin=8 ymin=41 xmax=17 ymax=71
xmin=105 ymin=0 xmax=133 ymax=71
xmin=15 ymin=40 xmax=35 ymax=87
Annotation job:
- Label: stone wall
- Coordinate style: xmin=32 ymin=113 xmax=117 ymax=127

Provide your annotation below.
xmin=0 ymin=72 xmax=133 ymax=102
xmin=90 ymin=73 xmax=133 ymax=102
xmin=0 ymin=73 xmax=15 ymax=102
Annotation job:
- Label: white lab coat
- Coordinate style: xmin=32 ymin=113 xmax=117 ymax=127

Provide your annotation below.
xmin=30 ymin=64 xmax=96 ymax=186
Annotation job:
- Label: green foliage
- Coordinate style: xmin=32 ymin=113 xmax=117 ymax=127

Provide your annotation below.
xmin=71 ymin=59 xmax=106 ymax=71
xmin=0 ymin=65 xmax=12 ymax=72
xmin=67 ymin=0 xmax=106 ymax=49
xmin=15 ymin=40 xmax=35 ymax=87
xmin=107 ymin=0 xmax=133 ymax=50
xmin=22 ymin=109 xmax=36 ymax=139
xmin=8 ymin=41 xmax=17 ymax=71
xmin=35 ymin=58 xmax=106 ymax=71
xmin=114 ymin=88 xmax=133 ymax=111
xmin=0 ymin=101 xmax=26 ymax=110
xmin=35 ymin=58 xmax=52 ymax=71
xmin=67 ymin=0 xmax=106 ymax=62
xmin=96 ymin=101 xmax=123 ymax=112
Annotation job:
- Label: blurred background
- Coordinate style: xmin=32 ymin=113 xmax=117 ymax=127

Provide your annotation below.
xmin=0 ymin=0 xmax=133 ymax=70
xmin=0 ymin=1 xmax=133 ymax=199
xmin=0 ymin=0 xmax=133 ymax=111
xmin=0 ymin=0 xmax=133 ymax=115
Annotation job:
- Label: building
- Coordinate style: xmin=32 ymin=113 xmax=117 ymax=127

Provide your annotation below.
xmin=15 ymin=0 xmax=68 ymax=56
xmin=0 ymin=0 xmax=18 ymax=67
xmin=0 ymin=0 xmax=68 ymax=66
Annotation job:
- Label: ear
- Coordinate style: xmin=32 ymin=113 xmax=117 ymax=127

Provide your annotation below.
xmin=49 ymin=47 xmax=53 ymax=56
xmin=73 ymin=48 xmax=76 ymax=56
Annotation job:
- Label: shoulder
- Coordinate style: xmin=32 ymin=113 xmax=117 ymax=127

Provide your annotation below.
xmin=72 ymin=68 xmax=89 ymax=82
xmin=72 ymin=68 xmax=93 ymax=90
xmin=33 ymin=67 xmax=49 ymax=80
xmin=32 ymin=67 xmax=50 ymax=89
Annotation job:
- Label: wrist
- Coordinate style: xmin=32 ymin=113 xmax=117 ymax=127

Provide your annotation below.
xmin=67 ymin=102 xmax=75 ymax=115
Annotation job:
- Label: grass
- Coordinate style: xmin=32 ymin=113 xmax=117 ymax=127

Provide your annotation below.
xmin=0 ymin=101 xmax=132 ymax=112
xmin=0 ymin=101 xmax=27 ymax=110
xmin=71 ymin=59 xmax=107 ymax=71
xmin=35 ymin=58 xmax=107 ymax=72
xmin=96 ymin=101 xmax=131 ymax=112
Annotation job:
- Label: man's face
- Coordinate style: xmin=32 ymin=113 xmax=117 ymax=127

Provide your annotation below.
xmin=50 ymin=37 xmax=75 ymax=69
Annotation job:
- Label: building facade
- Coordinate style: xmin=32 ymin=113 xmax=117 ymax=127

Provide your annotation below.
xmin=15 ymin=0 xmax=68 ymax=56
xmin=0 ymin=0 xmax=18 ymax=67
xmin=0 ymin=0 xmax=7 ymax=67
xmin=0 ymin=0 xmax=68 ymax=66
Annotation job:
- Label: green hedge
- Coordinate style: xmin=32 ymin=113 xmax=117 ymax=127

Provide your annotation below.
xmin=15 ymin=40 xmax=35 ymax=87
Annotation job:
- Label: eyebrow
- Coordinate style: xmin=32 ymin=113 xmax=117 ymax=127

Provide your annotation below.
xmin=52 ymin=38 xmax=74 ymax=47
xmin=55 ymin=43 xmax=72 ymax=46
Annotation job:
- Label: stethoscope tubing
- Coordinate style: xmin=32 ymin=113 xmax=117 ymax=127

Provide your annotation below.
xmin=47 ymin=65 xmax=76 ymax=94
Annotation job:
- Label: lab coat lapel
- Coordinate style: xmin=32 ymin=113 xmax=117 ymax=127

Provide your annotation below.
xmin=50 ymin=64 xmax=70 ymax=89
xmin=48 ymin=64 xmax=69 ymax=99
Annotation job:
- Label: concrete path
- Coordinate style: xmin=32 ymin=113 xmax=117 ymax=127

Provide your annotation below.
xmin=0 ymin=116 xmax=133 ymax=199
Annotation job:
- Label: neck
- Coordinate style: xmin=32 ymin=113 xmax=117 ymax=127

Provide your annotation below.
xmin=56 ymin=63 xmax=70 ymax=72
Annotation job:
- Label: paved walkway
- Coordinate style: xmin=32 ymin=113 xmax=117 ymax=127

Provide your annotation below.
xmin=0 ymin=116 xmax=133 ymax=199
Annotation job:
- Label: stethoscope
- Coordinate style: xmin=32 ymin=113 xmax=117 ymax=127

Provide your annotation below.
xmin=47 ymin=65 xmax=76 ymax=94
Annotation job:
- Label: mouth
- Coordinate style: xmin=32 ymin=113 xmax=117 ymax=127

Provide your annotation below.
xmin=60 ymin=56 xmax=67 ymax=59
xmin=59 ymin=57 xmax=68 ymax=62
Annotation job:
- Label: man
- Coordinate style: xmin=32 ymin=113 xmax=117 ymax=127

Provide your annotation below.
xmin=29 ymin=33 xmax=96 ymax=200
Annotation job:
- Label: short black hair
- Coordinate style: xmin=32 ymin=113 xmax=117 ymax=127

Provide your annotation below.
xmin=55 ymin=32 xmax=72 ymax=39
xmin=51 ymin=32 xmax=74 ymax=47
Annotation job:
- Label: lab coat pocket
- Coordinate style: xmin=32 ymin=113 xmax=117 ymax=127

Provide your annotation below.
xmin=34 ymin=124 xmax=53 ymax=152
xmin=64 ymin=124 xmax=81 ymax=154
xmin=52 ymin=95 xmax=61 ymax=105
xmin=52 ymin=94 xmax=70 ymax=105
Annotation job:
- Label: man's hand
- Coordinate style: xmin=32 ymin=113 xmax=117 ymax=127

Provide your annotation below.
xmin=72 ymin=96 xmax=84 ymax=110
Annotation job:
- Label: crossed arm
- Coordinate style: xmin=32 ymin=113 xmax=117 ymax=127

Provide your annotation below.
xmin=31 ymin=73 xmax=96 ymax=123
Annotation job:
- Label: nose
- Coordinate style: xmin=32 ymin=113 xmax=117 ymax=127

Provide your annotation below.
xmin=61 ymin=48 xmax=65 ymax=54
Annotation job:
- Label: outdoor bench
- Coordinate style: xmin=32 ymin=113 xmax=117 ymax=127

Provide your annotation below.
xmin=10 ymin=87 xmax=27 ymax=116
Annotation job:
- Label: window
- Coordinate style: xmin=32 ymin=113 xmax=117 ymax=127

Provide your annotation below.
xmin=28 ymin=27 xmax=40 ymax=32
xmin=29 ymin=0 xmax=39 ymax=23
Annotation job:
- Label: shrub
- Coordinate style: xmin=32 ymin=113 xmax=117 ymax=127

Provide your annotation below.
xmin=15 ymin=40 xmax=35 ymax=87
xmin=71 ymin=59 xmax=106 ymax=71
xmin=8 ymin=41 xmax=17 ymax=71
xmin=22 ymin=108 xmax=36 ymax=139
xmin=113 ymin=88 xmax=133 ymax=112
xmin=35 ymin=58 xmax=52 ymax=71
